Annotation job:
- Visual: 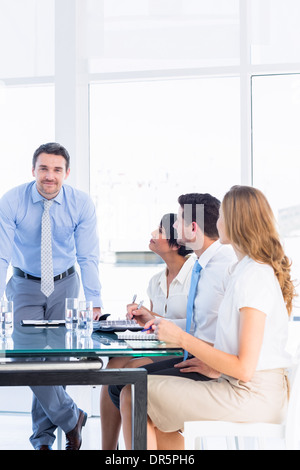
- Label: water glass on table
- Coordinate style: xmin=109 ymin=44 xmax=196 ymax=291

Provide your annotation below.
xmin=78 ymin=300 xmax=93 ymax=336
xmin=65 ymin=298 xmax=78 ymax=331
xmin=0 ymin=300 xmax=14 ymax=337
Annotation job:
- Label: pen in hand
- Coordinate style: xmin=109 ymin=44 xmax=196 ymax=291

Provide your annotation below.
xmin=141 ymin=325 xmax=153 ymax=332
xmin=127 ymin=296 xmax=142 ymax=321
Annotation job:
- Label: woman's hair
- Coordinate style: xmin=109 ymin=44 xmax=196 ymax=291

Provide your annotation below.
xmin=222 ymin=185 xmax=296 ymax=315
xmin=160 ymin=213 xmax=193 ymax=258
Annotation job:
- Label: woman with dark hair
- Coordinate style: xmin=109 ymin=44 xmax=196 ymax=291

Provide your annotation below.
xmin=127 ymin=213 xmax=194 ymax=328
xmin=100 ymin=213 xmax=194 ymax=450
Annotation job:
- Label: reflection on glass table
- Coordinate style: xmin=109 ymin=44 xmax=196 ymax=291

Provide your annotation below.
xmin=0 ymin=323 xmax=182 ymax=359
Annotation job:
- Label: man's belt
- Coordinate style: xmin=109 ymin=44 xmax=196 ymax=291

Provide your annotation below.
xmin=13 ymin=266 xmax=76 ymax=282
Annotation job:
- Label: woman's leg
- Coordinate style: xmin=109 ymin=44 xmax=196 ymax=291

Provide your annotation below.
xmin=101 ymin=356 xmax=153 ymax=449
xmin=120 ymin=386 xmax=184 ymax=450
xmin=100 ymin=357 xmax=132 ymax=450
xmin=119 ymin=384 xmax=134 ymax=450
xmin=148 ymin=418 xmax=184 ymax=450
xmin=154 ymin=427 xmax=184 ymax=450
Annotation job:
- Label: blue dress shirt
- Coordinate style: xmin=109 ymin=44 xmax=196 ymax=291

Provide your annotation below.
xmin=0 ymin=181 xmax=102 ymax=307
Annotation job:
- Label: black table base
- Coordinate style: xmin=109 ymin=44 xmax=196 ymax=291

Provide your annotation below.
xmin=0 ymin=363 xmax=147 ymax=450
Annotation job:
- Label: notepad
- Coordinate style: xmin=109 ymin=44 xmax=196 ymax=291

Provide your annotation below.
xmin=21 ymin=320 xmax=65 ymax=327
xmin=93 ymin=320 xmax=143 ymax=332
xmin=116 ymin=329 xmax=158 ymax=340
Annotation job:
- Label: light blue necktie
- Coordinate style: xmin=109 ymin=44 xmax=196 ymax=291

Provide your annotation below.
xmin=41 ymin=200 xmax=54 ymax=297
xmin=184 ymin=260 xmax=202 ymax=360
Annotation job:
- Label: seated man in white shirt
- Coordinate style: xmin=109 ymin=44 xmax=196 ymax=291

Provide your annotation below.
xmin=108 ymin=193 xmax=236 ymax=423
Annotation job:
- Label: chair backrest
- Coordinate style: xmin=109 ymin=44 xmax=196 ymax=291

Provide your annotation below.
xmin=285 ymin=357 xmax=300 ymax=449
xmin=184 ymin=359 xmax=300 ymax=450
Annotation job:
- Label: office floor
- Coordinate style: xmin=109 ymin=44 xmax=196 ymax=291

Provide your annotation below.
xmin=0 ymin=412 xmax=126 ymax=450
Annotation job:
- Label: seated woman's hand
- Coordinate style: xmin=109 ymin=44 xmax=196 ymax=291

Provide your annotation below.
xmin=126 ymin=304 xmax=154 ymax=326
xmin=148 ymin=318 xmax=183 ymax=345
xmin=174 ymin=357 xmax=221 ymax=379
xmin=126 ymin=303 xmax=138 ymax=320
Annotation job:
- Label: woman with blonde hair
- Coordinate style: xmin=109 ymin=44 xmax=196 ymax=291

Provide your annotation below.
xmin=119 ymin=185 xmax=296 ymax=450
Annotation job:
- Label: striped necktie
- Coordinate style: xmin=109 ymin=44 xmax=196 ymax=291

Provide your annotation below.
xmin=41 ymin=199 xmax=54 ymax=297
xmin=184 ymin=260 xmax=202 ymax=360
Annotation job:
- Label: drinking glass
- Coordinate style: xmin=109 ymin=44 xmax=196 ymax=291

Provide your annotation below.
xmin=78 ymin=300 xmax=93 ymax=336
xmin=65 ymin=298 xmax=78 ymax=331
xmin=0 ymin=300 xmax=14 ymax=337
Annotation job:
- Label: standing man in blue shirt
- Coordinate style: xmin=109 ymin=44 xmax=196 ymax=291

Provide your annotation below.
xmin=0 ymin=142 xmax=103 ymax=450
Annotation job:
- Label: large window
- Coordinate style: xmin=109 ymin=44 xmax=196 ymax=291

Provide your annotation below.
xmin=252 ymin=73 xmax=300 ymax=308
xmin=90 ymin=77 xmax=240 ymax=256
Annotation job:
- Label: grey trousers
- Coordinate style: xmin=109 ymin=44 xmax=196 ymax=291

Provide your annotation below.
xmin=6 ymin=271 xmax=81 ymax=449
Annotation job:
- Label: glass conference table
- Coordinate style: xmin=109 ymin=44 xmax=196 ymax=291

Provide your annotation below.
xmin=0 ymin=321 xmax=183 ymax=450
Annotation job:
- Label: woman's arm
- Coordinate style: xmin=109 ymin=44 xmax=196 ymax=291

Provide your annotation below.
xmin=150 ymin=307 xmax=266 ymax=382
